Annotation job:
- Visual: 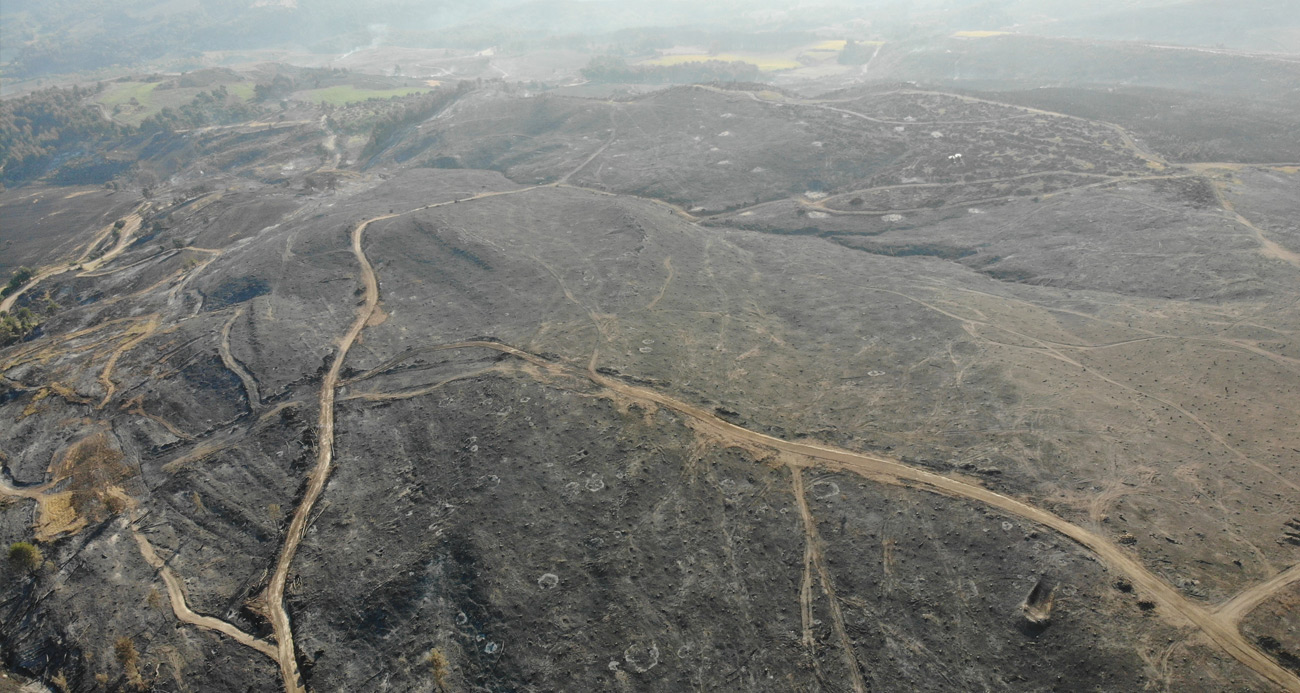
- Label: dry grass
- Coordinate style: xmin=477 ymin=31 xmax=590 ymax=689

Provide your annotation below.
xmin=427 ymin=648 xmax=450 ymax=690
xmin=35 ymin=492 xmax=86 ymax=540
xmin=115 ymin=636 xmax=146 ymax=690
xmin=295 ymin=86 xmax=433 ymax=106
xmin=35 ymin=433 xmax=134 ymax=540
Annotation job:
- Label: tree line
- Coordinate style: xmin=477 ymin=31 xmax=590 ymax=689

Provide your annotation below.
xmin=580 ymin=56 xmax=762 ymax=84
xmin=0 ymin=83 xmax=265 ymax=186
xmin=0 ymin=85 xmax=125 ymax=185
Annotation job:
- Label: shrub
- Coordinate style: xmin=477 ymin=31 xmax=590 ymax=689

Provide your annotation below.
xmin=115 ymin=636 xmax=145 ymax=689
xmin=427 ymin=648 xmax=450 ymax=690
xmin=114 ymin=637 xmax=138 ymax=667
xmin=8 ymin=541 xmax=43 ymax=570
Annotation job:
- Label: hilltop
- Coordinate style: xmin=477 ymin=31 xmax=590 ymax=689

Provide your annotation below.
xmin=2 ymin=26 xmax=1300 ymax=693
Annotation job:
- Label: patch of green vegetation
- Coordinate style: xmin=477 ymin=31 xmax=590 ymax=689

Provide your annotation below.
xmin=298 ymin=86 xmax=433 ymax=106
xmin=837 ymin=39 xmax=883 ymax=65
xmin=811 ymin=39 xmax=849 ymax=51
xmin=107 ymin=87 xmax=213 ymax=127
xmin=1 ymin=306 xmax=45 ymax=346
xmin=1 ymin=86 xmax=126 ymax=184
xmin=2 ymin=266 xmax=35 ymax=297
xmin=96 ymin=81 xmax=159 ymax=109
xmin=138 ymin=86 xmax=262 ymax=133
xmin=226 ymin=82 xmax=256 ymax=101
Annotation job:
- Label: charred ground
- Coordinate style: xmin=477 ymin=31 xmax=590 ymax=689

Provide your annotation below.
xmin=2 ymin=49 xmax=1299 ymax=693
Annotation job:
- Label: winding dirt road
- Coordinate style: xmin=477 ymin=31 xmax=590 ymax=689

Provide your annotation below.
xmin=1 ymin=207 xmax=145 ymax=315
xmin=409 ymin=339 xmax=1300 ymax=692
xmin=220 ymin=307 xmax=263 ymax=408
xmin=0 ymin=479 xmax=278 ymax=663
xmin=252 ymin=177 xmax=1300 ymax=691
xmin=262 ymin=208 xmax=387 ymax=693
xmin=133 ymin=531 xmax=278 ymax=660
xmin=262 ymin=186 xmax=545 ymax=692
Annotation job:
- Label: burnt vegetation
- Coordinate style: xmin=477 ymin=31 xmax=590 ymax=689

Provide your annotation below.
xmin=3 ymin=8 xmax=1300 ymax=693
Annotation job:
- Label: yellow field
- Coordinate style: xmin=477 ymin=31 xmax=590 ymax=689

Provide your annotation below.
xmin=638 ymin=39 xmax=886 ymax=72
xmin=640 ymin=53 xmax=803 ymax=71
xmin=810 ymin=40 xmax=848 ymax=51
xmin=810 ymin=39 xmax=883 ymax=51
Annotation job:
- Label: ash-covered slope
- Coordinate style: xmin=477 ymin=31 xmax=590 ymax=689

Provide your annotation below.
xmin=2 ymin=81 xmax=1299 ymax=692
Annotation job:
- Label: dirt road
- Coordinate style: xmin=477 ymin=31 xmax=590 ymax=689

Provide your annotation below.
xmin=0 ymin=478 xmax=53 ymax=500
xmin=417 ymin=340 xmax=1300 ymax=693
xmin=1 ymin=480 xmax=277 ymax=662
xmin=133 ymin=532 xmax=278 ymax=660
xmin=792 ymin=467 xmax=867 ymax=693
xmin=263 ymin=185 xmax=547 ymax=692
xmin=257 ymin=175 xmax=1299 ymax=691
xmin=1216 ymin=563 xmax=1300 ymax=626
xmin=1 ymin=207 xmax=145 ymax=314
xmin=263 ymin=208 xmax=388 ymax=693
xmin=220 ymin=307 xmax=263 ymax=408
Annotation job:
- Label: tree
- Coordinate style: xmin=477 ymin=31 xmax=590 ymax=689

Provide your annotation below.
xmin=2 ymin=266 xmax=35 ymax=297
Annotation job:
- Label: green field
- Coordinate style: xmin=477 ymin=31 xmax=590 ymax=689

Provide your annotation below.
xmin=226 ymin=82 xmax=256 ymax=100
xmin=93 ymin=80 xmax=258 ymax=126
xmin=97 ymin=81 xmax=160 ymax=108
xmin=295 ymin=86 xmax=433 ymax=106
xmin=94 ymin=82 xmax=192 ymax=126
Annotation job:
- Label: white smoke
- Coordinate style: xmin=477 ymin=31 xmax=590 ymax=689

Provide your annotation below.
xmin=339 ymin=23 xmax=390 ymax=60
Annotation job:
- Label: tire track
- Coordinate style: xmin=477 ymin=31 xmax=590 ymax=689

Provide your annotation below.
xmin=792 ymin=466 xmax=867 ymax=693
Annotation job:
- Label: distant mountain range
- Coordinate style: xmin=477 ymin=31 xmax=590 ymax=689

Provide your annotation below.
xmin=4 ymin=0 xmax=1296 ymax=82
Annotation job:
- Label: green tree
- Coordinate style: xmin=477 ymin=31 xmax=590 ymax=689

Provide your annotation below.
xmin=2 ymin=266 xmax=35 ymax=297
